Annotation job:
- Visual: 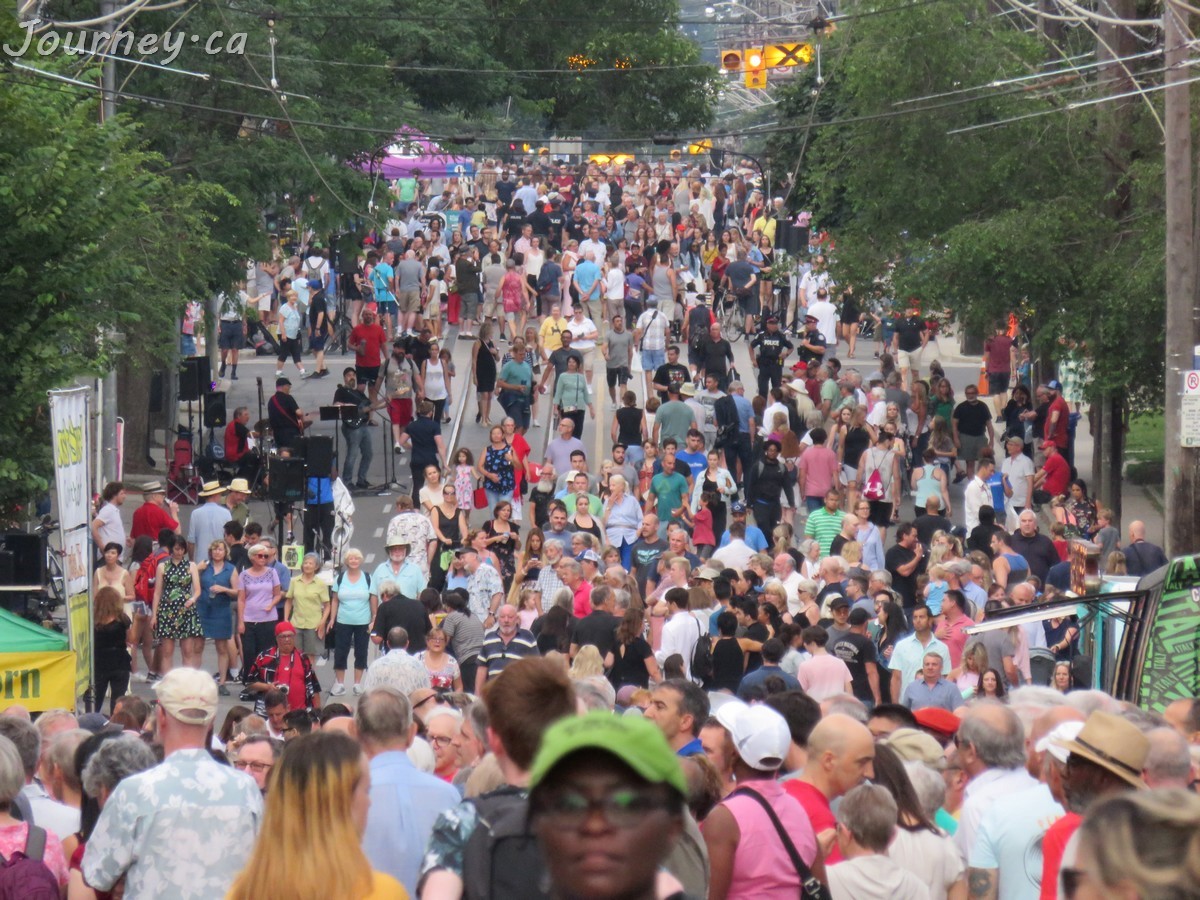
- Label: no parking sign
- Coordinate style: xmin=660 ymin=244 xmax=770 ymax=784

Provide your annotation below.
xmin=1183 ymin=370 xmax=1200 ymax=447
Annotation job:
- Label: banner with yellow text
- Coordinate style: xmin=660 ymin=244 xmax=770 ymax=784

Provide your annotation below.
xmin=49 ymin=387 xmax=93 ymax=701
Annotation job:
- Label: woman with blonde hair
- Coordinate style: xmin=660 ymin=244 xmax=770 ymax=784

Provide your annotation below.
xmin=569 ymin=645 xmax=605 ymax=680
xmin=227 ymin=731 xmax=406 ymax=900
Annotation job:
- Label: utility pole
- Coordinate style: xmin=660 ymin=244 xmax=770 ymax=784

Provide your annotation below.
xmin=1163 ymin=1 xmax=1200 ymax=556
xmin=99 ymin=0 xmax=119 ymax=483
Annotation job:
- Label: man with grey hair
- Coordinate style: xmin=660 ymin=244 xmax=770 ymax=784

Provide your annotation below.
xmin=476 ymin=604 xmax=538 ymax=693
xmin=357 ymin=686 xmax=460 ymax=896
xmin=534 ymin=539 xmax=567 ymax=612
xmin=1142 ymin=725 xmax=1194 ymax=788
xmin=574 ymin=675 xmax=617 ymax=712
xmin=40 ymin=728 xmax=89 ymax=814
xmin=828 ymin=783 xmax=930 ymax=900
xmin=952 ymin=699 xmax=1037 ymax=860
xmin=362 ymin=626 xmax=432 ymax=696
xmin=0 ymin=716 xmax=79 ymax=841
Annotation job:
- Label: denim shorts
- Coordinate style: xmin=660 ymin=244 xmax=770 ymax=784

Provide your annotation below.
xmin=641 ymin=348 xmax=665 ymax=371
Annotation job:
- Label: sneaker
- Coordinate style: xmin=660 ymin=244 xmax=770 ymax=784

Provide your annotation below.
xmin=531 ymin=420 xmax=541 ymax=428
xmin=353 ymin=683 xmax=364 ymax=696
xmin=330 ymin=683 xmax=347 ymax=697
xmin=316 ymin=654 xmax=328 ymax=667
xmin=131 ymin=671 xmax=148 ymax=683
xmin=217 ymin=684 xmax=231 ymax=697
xmin=298 ymin=368 xmax=308 ymax=377
xmin=394 ymin=443 xmax=403 ymax=453
xmin=354 ymin=480 xmax=371 ymax=490
xmin=239 ymin=689 xmax=255 ymax=702
xmin=275 ymin=371 xmax=284 ymax=378
xmin=145 ymin=672 xmax=161 ymax=683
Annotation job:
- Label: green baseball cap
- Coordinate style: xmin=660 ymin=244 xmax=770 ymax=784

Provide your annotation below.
xmin=529 ymin=712 xmax=687 ymax=796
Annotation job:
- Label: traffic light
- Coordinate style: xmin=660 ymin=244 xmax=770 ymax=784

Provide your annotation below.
xmin=669 ymin=148 xmax=682 ymax=161
xmin=720 ymin=49 xmax=743 ymax=73
xmin=744 ymin=47 xmax=766 ymax=89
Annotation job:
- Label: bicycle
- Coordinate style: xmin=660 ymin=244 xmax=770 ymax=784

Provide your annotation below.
xmin=715 ymin=288 xmax=747 ymax=343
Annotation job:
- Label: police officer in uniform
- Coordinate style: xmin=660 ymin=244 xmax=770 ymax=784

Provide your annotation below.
xmin=749 ymin=314 xmax=793 ymax=398
xmin=798 ymin=313 xmax=828 ymax=369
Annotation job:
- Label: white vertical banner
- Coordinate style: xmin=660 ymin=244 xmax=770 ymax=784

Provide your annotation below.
xmin=48 ymin=387 xmax=94 ymax=703
xmin=48 ymin=388 xmax=91 ymax=532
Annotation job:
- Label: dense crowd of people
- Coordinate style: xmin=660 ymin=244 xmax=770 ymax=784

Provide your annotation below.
xmin=27 ymin=159 xmax=1193 ymax=899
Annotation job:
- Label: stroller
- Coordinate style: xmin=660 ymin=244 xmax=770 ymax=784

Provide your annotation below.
xmin=166 ymin=428 xmax=203 ymax=505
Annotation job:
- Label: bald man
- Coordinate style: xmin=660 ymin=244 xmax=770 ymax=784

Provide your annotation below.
xmin=475 ymin=603 xmax=537 ymax=694
xmin=784 ymin=713 xmax=876 ymax=863
xmin=1122 ymin=520 xmax=1168 ymax=576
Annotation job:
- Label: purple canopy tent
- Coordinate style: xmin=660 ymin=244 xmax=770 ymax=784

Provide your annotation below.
xmin=361 ymin=131 xmax=476 ymax=180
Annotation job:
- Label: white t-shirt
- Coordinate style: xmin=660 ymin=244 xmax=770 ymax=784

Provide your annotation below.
xmin=970 ymin=782 xmax=1064 ymax=900
xmin=94 ymin=502 xmax=125 ymax=548
xmin=301 ymin=256 xmax=330 ymax=286
xmin=808 ymin=299 xmax=839 ymax=346
xmin=797 ymin=654 xmax=853 ymax=701
xmin=1001 ymin=453 xmax=1035 ymax=509
xmin=605 ymin=267 xmax=625 ymax=300
xmin=889 ymin=827 xmax=964 ymax=900
xmin=566 ymin=317 xmax=598 ymax=351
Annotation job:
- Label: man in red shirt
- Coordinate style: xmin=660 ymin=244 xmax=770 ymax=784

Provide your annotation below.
xmin=129 ymin=482 xmax=179 ymax=542
xmin=1043 ymin=379 xmax=1071 ymax=450
xmin=935 ymin=588 xmax=975 ymax=669
xmin=783 ymin=712 xmax=876 ymax=864
xmin=983 ymin=324 xmax=1016 ymax=415
xmin=1033 ymin=440 xmax=1070 ymax=504
xmin=349 ymin=308 xmax=387 ymax=424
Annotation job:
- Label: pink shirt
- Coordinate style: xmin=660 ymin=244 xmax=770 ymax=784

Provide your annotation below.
xmin=797 ymin=653 xmax=852 ymax=701
xmin=714 ymin=780 xmax=817 ymax=900
xmin=0 ymin=822 xmax=68 ymax=889
xmin=798 ymin=445 xmax=839 ymax=499
xmin=572 ymin=580 xmax=593 ymax=618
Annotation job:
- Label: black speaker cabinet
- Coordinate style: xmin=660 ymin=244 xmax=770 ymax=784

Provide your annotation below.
xmin=300 ymin=436 xmax=334 ymax=474
xmin=179 ymin=357 xmax=212 ymax=402
xmin=0 ymin=533 xmax=43 ymax=586
xmin=203 ymin=391 xmax=227 ymax=429
xmin=267 ymin=457 xmax=307 ymax=503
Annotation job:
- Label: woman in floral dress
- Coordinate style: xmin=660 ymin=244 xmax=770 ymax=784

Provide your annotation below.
xmin=151 ymin=538 xmax=203 ymax=672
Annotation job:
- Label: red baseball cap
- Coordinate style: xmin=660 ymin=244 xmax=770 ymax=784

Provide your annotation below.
xmin=913 ymin=707 xmax=961 ymax=741
xmin=275 ymin=621 xmax=297 ymax=637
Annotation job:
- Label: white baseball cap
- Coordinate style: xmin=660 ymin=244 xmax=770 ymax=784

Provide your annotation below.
xmin=724 ymin=702 xmax=791 ymax=771
xmin=1036 ymin=720 xmax=1085 ymax=764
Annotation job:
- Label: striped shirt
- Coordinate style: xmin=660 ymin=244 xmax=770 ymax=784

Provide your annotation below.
xmin=803 ymin=507 xmax=845 ymax=558
xmin=478 ymin=628 xmax=539 ymax=681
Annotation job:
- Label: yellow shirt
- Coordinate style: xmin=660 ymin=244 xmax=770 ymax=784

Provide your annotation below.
xmin=539 ymin=315 xmax=568 ymax=355
xmin=364 ymin=872 xmax=408 ymax=900
xmin=286 ymin=576 xmax=330 ymax=629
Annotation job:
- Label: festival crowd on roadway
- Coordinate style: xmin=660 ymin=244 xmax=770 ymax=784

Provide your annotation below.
xmin=7 ymin=157 xmax=1196 ymax=900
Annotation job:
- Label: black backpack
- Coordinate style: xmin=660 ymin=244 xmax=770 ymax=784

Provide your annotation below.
xmin=461 ymin=786 xmax=549 ymax=900
xmin=714 ymin=393 xmax=740 ymax=446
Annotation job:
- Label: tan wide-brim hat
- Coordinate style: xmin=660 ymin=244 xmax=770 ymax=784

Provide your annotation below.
xmin=228 ymin=478 xmax=252 ymax=494
xmin=1053 ymin=711 xmax=1149 ymax=789
xmin=198 ymin=480 xmax=227 ymax=497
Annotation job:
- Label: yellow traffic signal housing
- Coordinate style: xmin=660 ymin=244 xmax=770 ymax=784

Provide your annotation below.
xmin=720 ymin=49 xmax=743 ymax=72
xmin=744 ymin=47 xmax=766 ymax=89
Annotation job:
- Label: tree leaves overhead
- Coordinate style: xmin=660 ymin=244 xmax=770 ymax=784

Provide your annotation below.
xmin=765 ymin=0 xmax=1165 ymax=410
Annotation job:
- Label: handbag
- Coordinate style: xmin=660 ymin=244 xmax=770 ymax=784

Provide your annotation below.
xmin=728 ymin=786 xmax=830 ymax=900
xmin=473 ymin=481 xmax=489 ymax=509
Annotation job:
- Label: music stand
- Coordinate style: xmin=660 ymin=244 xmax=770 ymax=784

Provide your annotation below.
xmin=319 ymin=406 xmax=355 ymax=485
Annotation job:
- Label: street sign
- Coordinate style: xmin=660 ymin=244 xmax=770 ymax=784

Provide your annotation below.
xmin=763 ymin=43 xmax=813 ymax=68
xmin=1183 ymin=370 xmax=1200 ymax=447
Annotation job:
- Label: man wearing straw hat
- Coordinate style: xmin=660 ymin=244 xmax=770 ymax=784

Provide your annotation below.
xmin=224 ymin=478 xmax=253 ymax=526
xmin=130 ymin=481 xmax=180 ymax=542
xmin=188 ymin=481 xmax=231 ymax=560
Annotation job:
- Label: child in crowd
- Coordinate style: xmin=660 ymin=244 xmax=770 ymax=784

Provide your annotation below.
xmin=453 ymin=449 xmax=475 ymax=511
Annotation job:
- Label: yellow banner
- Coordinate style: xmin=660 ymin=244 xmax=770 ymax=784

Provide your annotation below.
xmin=67 ymin=592 xmax=92 ymax=697
xmin=0 ymin=652 xmax=77 ymax=713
